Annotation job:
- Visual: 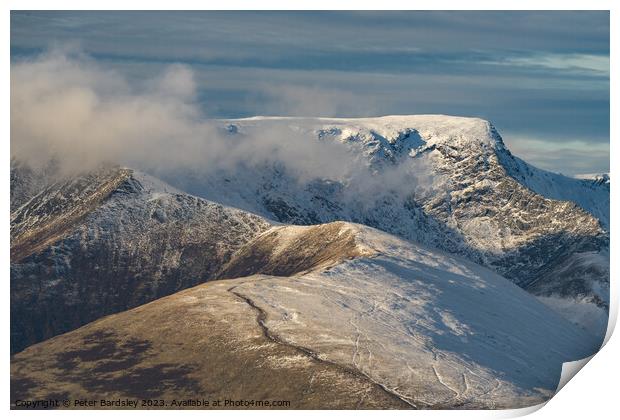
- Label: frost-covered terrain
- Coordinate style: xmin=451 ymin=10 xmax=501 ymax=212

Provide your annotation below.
xmin=10 ymin=167 xmax=270 ymax=353
xmin=11 ymin=222 xmax=598 ymax=408
xmin=231 ymin=223 xmax=598 ymax=408
xmin=498 ymin=153 xmax=609 ymax=229
xmin=10 ymin=114 xmax=609 ymax=409
xmin=158 ymin=115 xmax=609 ymax=338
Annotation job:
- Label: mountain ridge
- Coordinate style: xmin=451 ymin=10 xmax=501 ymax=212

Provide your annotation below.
xmin=11 ymin=219 xmax=598 ymax=409
xmin=10 ymin=167 xmax=272 ymax=353
xmin=10 ymin=113 xmax=609 ymax=408
xmin=152 ymin=115 xmax=608 ymax=336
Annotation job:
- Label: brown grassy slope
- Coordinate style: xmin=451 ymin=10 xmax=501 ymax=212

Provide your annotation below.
xmin=217 ymin=221 xmax=374 ymax=279
xmin=11 ymin=278 xmax=409 ymax=409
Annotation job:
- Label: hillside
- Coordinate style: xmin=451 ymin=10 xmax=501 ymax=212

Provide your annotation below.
xmin=155 ymin=115 xmax=609 ymax=337
xmin=11 ymin=222 xmax=598 ymax=409
xmin=10 ymin=167 xmax=271 ymax=353
xmin=10 ymin=114 xmax=609 ymax=409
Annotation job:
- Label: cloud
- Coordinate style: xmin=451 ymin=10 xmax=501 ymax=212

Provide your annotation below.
xmin=488 ymin=53 xmax=609 ymax=77
xmin=256 ymin=84 xmax=376 ymax=117
xmin=11 ymin=11 xmax=609 ymax=175
xmin=10 ymin=48 xmax=609 ymax=199
xmin=11 ymin=50 xmax=428 ymax=200
xmin=11 ymin=11 xmax=609 ymax=65
xmin=12 ymin=50 xmax=455 ymax=220
xmin=502 ymin=134 xmax=609 ymax=175
xmin=11 ymin=49 xmax=204 ymax=174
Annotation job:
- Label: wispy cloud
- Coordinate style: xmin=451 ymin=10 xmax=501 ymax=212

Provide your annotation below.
xmin=502 ymin=134 xmax=609 ymax=175
xmin=10 ymin=50 xmax=429 ymax=200
xmin=10 ymin=11 xmax=610 ymax=174
xmin=490 ymin=53 xmax=609 ymax=77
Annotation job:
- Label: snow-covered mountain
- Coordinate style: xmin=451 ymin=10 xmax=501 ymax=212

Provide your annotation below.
xmin=156 ymin=115 xmax=609 ymax=337
xmin=498 ymin=153 xmax=609 ymax=229
xmin=9 ymin=114 xmax=609 ymax=409
xmin=11 ymin=167 xmax=270 ymax=353
xmin=11 ymin=221 xmax=598 ymax=408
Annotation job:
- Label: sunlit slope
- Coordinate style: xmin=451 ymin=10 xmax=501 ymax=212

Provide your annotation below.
xmin=162 ymin=115 xmax=609 ymax=336
xmin=12 ymin=222 xmax=598 ymax=409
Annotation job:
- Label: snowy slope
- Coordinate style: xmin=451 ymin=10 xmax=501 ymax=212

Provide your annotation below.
xmin=10 ymin=158 xmax=61 ymax=212
xmin=10 ymin=157 xmax=604 ymax=407
xmin=231 ymin=224 xmax=598 ymax=408
xmin=496 ymin=150 xmax=609 ymax=229
xmin=12 ymin=221 xmax=599 ymax=409
xmin=10 ymin=167 xmax=271 ymax=353
xmin=155 ymin=115 xmax=609 ymax=336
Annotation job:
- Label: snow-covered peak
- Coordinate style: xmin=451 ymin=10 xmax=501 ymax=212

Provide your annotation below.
xmin=224 ymin=114 xmax=501 ymax=151
xmin=219 ymin=114 xmax=607 ymax=230
xmin=228 ymin=221 xmax=599 ymax=408
xmin=573 ymin=173 xmax=610 ymax=184
xmin=173 ymin=114 xmax=609 ymax=338
xmin=496 ymin=147 xmax=609 ymax=229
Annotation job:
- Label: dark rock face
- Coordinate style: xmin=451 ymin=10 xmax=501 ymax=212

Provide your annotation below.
xmin=11 ymin=168 xmax=133 ymax=262
xmin=415 ymin=137 xmax=608 ymax=290
xmin=10 ymin=168 xmax=271 ymax=354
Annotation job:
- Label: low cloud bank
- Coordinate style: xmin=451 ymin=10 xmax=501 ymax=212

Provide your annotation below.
xmin=12 ymin=51 xmax=358 ymax=179
xmin=11 ymin=50 xmax=432 ymax=204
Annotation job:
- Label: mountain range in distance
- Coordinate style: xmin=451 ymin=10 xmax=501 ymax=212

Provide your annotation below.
xmin=10 ymin=115 xmax=610 ymax=409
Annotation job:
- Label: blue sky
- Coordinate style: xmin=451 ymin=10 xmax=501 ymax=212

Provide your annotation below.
xmin=10 ymin=11 xmax=609 ymax=175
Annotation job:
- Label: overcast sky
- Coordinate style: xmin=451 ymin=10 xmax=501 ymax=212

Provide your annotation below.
xmin=10 ymin=11 xmax=609 ymax=175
